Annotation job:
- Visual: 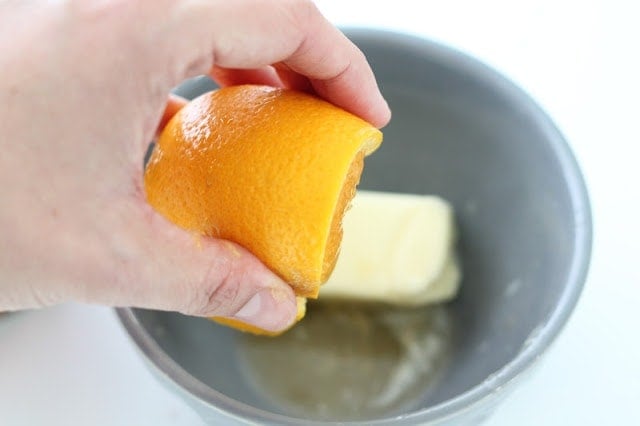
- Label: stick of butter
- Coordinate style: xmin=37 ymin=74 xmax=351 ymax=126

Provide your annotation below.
xmin=319 ymin=190 xmax=460 ymax=306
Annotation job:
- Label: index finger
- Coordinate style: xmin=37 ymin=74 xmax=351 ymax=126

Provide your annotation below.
xmin=280 ymin=16 xmax=392 ymax=128
xmin=167 ymin=0 xmax=390 ymax=127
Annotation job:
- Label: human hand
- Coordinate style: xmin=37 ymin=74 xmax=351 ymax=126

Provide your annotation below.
xmin=0 ymin=0 xmax=390 ymax=332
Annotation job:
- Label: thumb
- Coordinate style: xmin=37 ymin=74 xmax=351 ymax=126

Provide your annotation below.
xmin=111 ymin=203 xmax=298 ymax=333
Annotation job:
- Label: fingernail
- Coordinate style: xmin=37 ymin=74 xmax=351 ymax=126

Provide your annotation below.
xmin=230 ymin=286 xmax=297 ymax=332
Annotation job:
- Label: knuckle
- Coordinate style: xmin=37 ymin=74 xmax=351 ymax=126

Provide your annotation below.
xmin=284 ymin=0 xmax=319 ymax=31
xmin=186 ymin=257 xmax=241 ymax=317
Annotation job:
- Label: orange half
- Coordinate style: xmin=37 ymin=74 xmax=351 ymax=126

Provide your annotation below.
xmin=144 ymin=85 xmax=382 ymax=334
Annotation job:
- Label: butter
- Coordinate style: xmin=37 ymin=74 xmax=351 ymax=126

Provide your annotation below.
xmin=320 ymin=191 xmax=460 ymax=306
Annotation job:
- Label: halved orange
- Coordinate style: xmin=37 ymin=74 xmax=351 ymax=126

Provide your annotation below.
xmin=144 ymin=84 xmax=382 ymax=333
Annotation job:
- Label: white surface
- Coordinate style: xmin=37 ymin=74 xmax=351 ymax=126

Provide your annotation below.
xmin=2 ymin=1 xmax=639 ymax=425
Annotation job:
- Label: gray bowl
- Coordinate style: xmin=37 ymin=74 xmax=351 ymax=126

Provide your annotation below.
xmin=117 ymin=29 xmax=591 ymax=425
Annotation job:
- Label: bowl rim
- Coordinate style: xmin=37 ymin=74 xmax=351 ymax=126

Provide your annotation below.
xmin=116 ymin=27 xmax=592 ymax=424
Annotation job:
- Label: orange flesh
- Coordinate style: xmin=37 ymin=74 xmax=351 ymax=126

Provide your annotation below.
xmin=320 ymin=151 xmax=365 ymax=287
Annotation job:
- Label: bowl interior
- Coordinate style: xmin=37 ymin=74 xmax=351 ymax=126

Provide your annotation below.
xmin=127 ymin=30 xmax=589 ymax=423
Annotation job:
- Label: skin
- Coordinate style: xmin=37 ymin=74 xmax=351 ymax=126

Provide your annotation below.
xmin=0 ymin=0 xmax=390 ymax=333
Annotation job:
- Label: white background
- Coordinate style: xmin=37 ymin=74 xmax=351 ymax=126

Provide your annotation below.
xmin=1 ymin=1 xmax=639 ymax=424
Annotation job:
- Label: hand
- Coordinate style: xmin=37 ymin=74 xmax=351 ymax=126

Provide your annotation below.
xmin=0 ymin=0 xmax=390 ymax=333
